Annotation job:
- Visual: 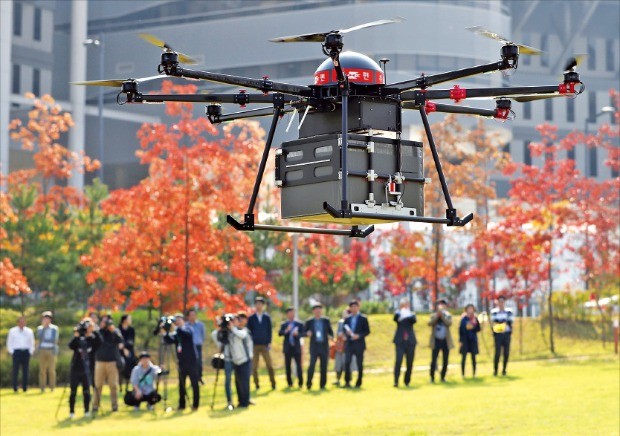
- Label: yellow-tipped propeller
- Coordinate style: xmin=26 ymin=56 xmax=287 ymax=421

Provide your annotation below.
xmin=466 ymin=26 xmax=543 ymax=55
xmin=138 ymin=33 xmax=197 ymax=65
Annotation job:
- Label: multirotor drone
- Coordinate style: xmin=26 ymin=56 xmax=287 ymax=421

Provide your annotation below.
xmin=75 ymin=19 xmax=585 ymax=238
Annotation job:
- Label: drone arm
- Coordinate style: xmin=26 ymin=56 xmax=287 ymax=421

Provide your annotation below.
xmin=402 ymin=85 xmax=568 ymax=103
xmin=214 ymin=105 xmax=296 ymax=123
xmin=387 ymin=61 xmax=505 ymax=93
xmin=170 ymin=66 xmax=312 ymax=96
xmin=131 ymin=92 xmax=297 ymax=104
xmin=402 ymin=101 xmax=505 ymax=119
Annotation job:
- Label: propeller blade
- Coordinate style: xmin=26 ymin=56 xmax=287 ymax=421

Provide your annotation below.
xmin=270 ymin=17 xmax=404 ymax=43
xmin=138 ymin=33 xmax=172 ymax=50
xmin=269 ymin=32 xmax=328 ymax=43
xmin=564 ymin=54 xmax=586 ymax=72
xmin=466 ymin=26 xmax=542 ymax=55
xmin=138 ymin=33 xmax=197 ymax=64
xmin=512 ymin=94 xmax=564 ymax=102
xmin=517 ymin=44 xmax=543 ymax=56
xmin=339 ymin=17 xmax=404 ymax=34
xmin=71 ymin=75 xmax=165 ymax=87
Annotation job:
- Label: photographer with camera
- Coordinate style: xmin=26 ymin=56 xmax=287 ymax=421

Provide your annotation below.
xmin=68 ymin=318 xmax=97 ymax=418
xmin=162 ymin=313 xmax=200 ymax=411
xmin=211 ymin=314 xmax=235 ymax=409
xmin=125 ymin=352 xmax=162 ymax=411
xmin=229 ymin=312 xmax=253 ymax=408
xmin=92 ymin=315 xmax=125 ymax=413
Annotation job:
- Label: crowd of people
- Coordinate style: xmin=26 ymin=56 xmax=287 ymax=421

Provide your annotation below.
xmin=5 ymin=296 xmax=514 ymax=418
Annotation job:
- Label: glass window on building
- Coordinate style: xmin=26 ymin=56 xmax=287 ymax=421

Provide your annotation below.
xmin=588 ymin=92 xmax=596 ymax=121
xmin=566 ymin=98 xmax=575 ymax=123
xmin=540 ymin=35 xmax=549 ymax=67
xmin=12 ymin=64 xmax=20 ymax=94
xmin=33 ymin=68 xmax=40 ymax=96
xmin=587 ymin=39 xmax=596 ymax=70
xmin=589 ymin=146 xmax=598 ymax=177
xmin=544 ymin=98 xmax=553 ymax=121
xmin=34 ymin=8 xmax=42 ymax=41
xmin=606 ymin=39 xmax=615 ymax=72
xmin=524 ymin=141 xmax=532 ymax=166
xmin=523 ymin=101 xmax=531 ymax=120
xmin=13 ymin=2 xmax=22 ymax=36
xmin=567 ymin=145 xmax=575 ymax=161
xmin=502 ymin=142 xmax=510 ymax=154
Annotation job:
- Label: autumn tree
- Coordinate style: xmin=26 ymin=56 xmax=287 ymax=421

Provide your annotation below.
xmin=83 ymin=82 xmax=275 ymax=316
xmin=1 ymin=94 xmax=100 ymax=311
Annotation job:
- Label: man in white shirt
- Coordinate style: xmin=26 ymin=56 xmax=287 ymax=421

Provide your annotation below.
xmin=7 ymin=317 xmax=35 ymax=392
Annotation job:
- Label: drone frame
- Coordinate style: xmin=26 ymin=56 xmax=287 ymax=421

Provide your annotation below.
xmin=97 ymin=26 xmax=584 ymax=239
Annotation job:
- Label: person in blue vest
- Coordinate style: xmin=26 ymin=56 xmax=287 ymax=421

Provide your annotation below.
xmin=459 ymin=304 xmax=481 ymax=378
xmin=304 ymin=303 xmax=333 ymax=390
xmin=247 ymin=296 xmax=276 ymax=390
xmin=393 ymin=299 xmax=417 ymax=387
xmin=278 ymin=307 xmax=304 ymax=388
xmin=162 ymin=313 xmax=199 ymax=411
xmin=343 ymin=300 xmax=371 ymax=388
xmin=491 ymin=296 xmax=514 ymax=376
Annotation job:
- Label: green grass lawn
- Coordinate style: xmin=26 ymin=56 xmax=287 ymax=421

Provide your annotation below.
xmin=1 ymin=356 xmax=618 ymax=435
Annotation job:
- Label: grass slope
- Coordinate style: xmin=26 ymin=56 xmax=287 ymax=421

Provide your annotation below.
xmin=1 ymin=357 xmax=618 ymax=435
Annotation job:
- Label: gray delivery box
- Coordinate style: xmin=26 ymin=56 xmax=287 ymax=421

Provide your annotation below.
xmin=275 ymin=133 xmax=425 ymax=225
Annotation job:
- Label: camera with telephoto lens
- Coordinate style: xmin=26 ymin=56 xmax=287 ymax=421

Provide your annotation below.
xmin=152 ymin=315 xmax=175 ymax=336
xmin=216 ymin=313 xmax=235 ymax=344
xmin=75 ymin=319 xmax=90 ymax=337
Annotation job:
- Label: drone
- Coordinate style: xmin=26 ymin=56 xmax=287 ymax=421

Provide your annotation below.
xmin=74 ymin=19 xmax=584 ymax=239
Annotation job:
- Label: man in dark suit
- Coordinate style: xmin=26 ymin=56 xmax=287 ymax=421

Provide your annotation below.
xmin=304 ymin=303 xmax=333 ymax=390
xmin=163 ymin=314 xmax=200 ymax=411
xmin=278 ymin=307 xmax=304 ymax=388
xmin=343 ymin=300 xmax=371 ymax=388
xmin=393 ymin=299 xmax=417 ymax=387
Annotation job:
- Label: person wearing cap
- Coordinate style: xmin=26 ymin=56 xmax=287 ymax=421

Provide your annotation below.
xmin=304 ymin=303 xmax=333 ymax=390
xmin=247 ymin=296 xmax=276 ymax=390
xmin=163 ymin=313 xmax=200 ymax=411
xmin=92 ymin=315 xmax=125 ymax=413
xmin=491 ymin=296 xmax=514 ymax=376
xmin=278 ymin=307 xmax=304 ymax=388
xmin=6 ymin=316 xmax=35 ymax=392
xmin=126 ymin=352 xmax=162 ymax=411
xmin=393 ymin=299 xmax=417 ymax=387
xmin=428 ymin=299 xmax=454 ymax=383
xmin=37 ymin=310 xmax=59 ymax=392
xmin=343 ymin=300 xmax=371 ymax=388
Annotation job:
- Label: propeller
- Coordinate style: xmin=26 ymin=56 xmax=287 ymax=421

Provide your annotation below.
xmin=71 ymin=75 xmax=165 ymax=87
xmin=564 ymin=54 xmax=586 ymax=72
xmin=269 ymin=17 xmax=404 ymax=43
xmin=466 ymin=26 xmax=543 ymax=55
xmin=138 ymin=33 xmax=198 ymax=65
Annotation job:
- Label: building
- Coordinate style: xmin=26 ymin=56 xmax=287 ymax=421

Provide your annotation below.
xmin=2 ymin=0 xmax=618 ymax=192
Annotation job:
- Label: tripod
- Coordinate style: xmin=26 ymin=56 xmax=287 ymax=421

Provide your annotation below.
xmin=157 ymin=336 xmax=189 ymax=412
xmin=210 ymin=343 xmax=227 ymax=410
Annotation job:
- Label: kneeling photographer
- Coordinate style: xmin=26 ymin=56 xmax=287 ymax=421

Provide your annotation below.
xmin=124 ymin=352 xmax=162 ymax=411
xmin=162 ymin=313 xmax=200 ymax=411
xmin=68 ymin=318 xmax=97 ymax=418
xmin=211 ymin=314 xmax=235 ymax=409
xmin=228 ymin=312 xmax=253 ymax=408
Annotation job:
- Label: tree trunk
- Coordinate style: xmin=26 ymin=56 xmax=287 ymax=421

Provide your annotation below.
xmin=433 ymin=225 xmax=441 ymax=304
xmin=547 ymin=241 xmax=555 ymax=354
xmin=182 ymin=153 xmax=190 ymax=315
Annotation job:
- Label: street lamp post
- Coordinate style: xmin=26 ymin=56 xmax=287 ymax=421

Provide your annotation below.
xmin=583 ymin=105 xmax=615 ymax=178
xmin=582 ymin=105 xmax=615 ymax=291
xmin=84 ymin=35 xmax=105 ymax=183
